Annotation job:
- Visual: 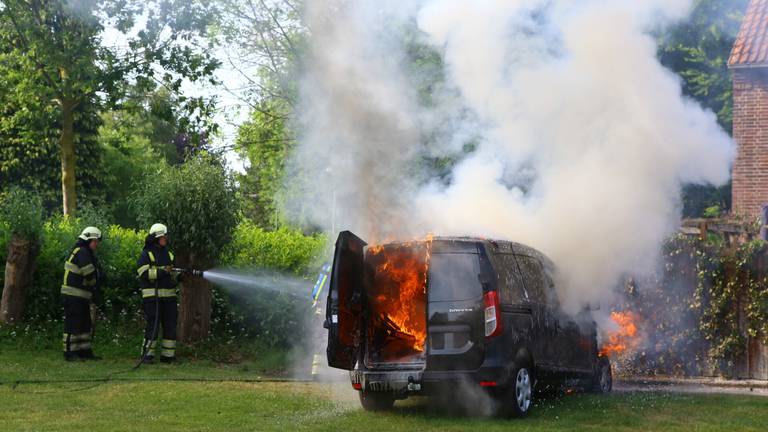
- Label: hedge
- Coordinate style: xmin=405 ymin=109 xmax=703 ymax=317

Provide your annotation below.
xmin=0 ymin=219 xmax=329 ymax=348
xmin=222 ymin=221 xmax=328 ymax=274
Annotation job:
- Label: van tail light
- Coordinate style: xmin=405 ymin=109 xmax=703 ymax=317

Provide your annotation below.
xmin=484 ymin=290 xmax=503 ymax=338
xmin=352 ymin=382 xmax=362 ymax=390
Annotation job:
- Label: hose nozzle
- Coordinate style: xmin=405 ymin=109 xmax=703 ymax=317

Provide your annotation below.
xmin=171 ymin=268 xmax=205 ymax=277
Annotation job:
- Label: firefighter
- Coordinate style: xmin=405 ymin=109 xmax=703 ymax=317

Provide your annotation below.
xmin=136 ymin=223 xmax=178 ymax=364
xmin=61 ymin=226 xmax=103 ymax=361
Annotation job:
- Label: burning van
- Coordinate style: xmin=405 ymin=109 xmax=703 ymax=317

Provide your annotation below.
xmin=325 ymin=231 xmax=612 ymax=417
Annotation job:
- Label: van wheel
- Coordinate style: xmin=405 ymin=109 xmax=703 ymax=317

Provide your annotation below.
xmin=592 ymin=357 xmax=612 ymax=394
xmin=359 ymin=391 xmax=395 ymax=411
xmin=498 ymin=365 xmax=533 ymax=417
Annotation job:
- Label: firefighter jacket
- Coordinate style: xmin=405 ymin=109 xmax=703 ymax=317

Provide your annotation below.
xmin=136 ymin=245 xmax=177 ymax=299
xmin=61 ymin=242 xmax=100 ymax=301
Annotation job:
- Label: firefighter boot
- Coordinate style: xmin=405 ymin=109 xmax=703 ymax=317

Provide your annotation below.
xmin=79 ymin=349 xmax=102 ymax=361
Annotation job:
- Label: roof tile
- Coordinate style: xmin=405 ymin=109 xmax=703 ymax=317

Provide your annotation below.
xmin=730 ymin=0 xmax=768 ymax=67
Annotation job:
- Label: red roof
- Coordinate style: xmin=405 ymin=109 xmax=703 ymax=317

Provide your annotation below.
xmin=730 ymin=0 xmax=768 ymax=67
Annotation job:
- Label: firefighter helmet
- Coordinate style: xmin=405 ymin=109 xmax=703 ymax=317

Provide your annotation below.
xmin=149 ymin=223 xmax=168 ymax=238
xmin=79 ymin=226 xmax=102 ymax=241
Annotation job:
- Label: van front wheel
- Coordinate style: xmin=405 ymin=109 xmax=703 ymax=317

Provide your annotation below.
xmin=592 ymin=357 xmax=612 ymax=394
xmin=359 ymin=391 xmax=395 ymax=411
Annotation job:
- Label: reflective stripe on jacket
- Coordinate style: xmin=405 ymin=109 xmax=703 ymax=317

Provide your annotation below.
xmin=137 ymin=246 xmax=177 ymax=298
xmin=61 ymin=246 xmax=98 ymax=300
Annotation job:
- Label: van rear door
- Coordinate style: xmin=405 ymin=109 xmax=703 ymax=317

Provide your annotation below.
xmin=326 ymin=231 xmax=367 ymax=370
xmin=426 ymin=240 xmax=486 ymax=371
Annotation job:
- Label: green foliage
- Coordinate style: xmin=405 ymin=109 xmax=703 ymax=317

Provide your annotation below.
xmin=657 ymin=0 xmax=745 ymax=217
xmin=132 ymin=155 xmax=239 ymax=267
xmin=676 ymin=234 xmax=767 ymax=372
xmin=236 ymin=102 xmax=294 ymax=228
xmin=703 ymin=205 xmax=722 ymax=219
xmin=23 ymin=217 xmax=144 ymax=322
xmin=619 ymin=229 xmax=768 ymax=377
xmin=216 ymin=0 xmax=304 ymax=227
xmin=98 ymin=88 xmax=196 ymax=226
xmin=223 ymin=219 xmax=327 ymax=274
xmin=216 ymin=221 xmax=328 ymax=347
xmin=658 ymin=0 xmax=747 ymax=131
xmin=0 ymin=187 xmax=44 ymax=241
xmin=0 ymin=0 xmax=220 ymax=215
xmin=0 ymin=214 xmax=327 ymax=350
xmin=0 ymin=49 xmax=106 ymax=212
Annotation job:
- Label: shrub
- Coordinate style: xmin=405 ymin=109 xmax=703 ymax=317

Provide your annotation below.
xmin=0 ymin=187 xmax=44 ymax=241
xmin=24 ymin=217 xmax=146 ymax=322
xmin=2 ymin=212 xmax=330 ymax=352
xmin=215 ymin=221 xmax=329 ymax=347
xmin=132 ymin=155 xmax=239 ymax=268
xmin=222 ymin=221 xmax=328 ymax=274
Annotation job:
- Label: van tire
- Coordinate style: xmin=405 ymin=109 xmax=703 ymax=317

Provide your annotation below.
xmin=498 ymin=364 xmax=534 ymax=418
xmin=591 ymin=357 xmax=612 ymax=394
xmin=359 ymin=391 xmax=395 ymax=411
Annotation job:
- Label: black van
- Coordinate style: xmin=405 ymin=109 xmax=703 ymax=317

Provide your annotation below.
xmin=325 ymin=231 xmax=612 ymax=417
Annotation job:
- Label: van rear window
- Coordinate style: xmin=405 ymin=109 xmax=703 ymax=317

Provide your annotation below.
xmin=428 ymin=253 xmax=483 ymax=302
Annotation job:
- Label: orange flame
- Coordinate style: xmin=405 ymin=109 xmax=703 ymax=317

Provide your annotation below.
xmin=599 ymin=311 xmax=640 ymax=358
xmin=368 ymin=236 xmax=433 ymax=353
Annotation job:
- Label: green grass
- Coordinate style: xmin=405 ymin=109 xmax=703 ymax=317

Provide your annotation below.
xmin=0 ymin=346 xmax=290 ymax=384
xmin=2 ymin=381 xmax=767 ymax=431
xmin=1 ymin=348 xmax=767 ymax=431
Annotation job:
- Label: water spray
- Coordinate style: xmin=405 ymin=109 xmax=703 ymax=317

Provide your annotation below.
xmin=200 ymin=268 xmax=313 ymax=299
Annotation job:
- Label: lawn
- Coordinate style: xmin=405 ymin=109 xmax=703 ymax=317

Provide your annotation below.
xmin=2 ymin=348 xmax=767 ymax=431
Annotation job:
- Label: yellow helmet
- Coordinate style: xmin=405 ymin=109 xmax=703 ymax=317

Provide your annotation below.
xmin=149 ymin=223 xmax=168 ymax=238
xmin=79 ymin=226 xmax=102 ymax=241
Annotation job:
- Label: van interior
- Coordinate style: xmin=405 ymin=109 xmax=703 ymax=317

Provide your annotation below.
xmin=364 ymin=242 xmax=428 ymax=367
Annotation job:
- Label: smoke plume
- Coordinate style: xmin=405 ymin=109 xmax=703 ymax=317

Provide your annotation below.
xmin=290 ymin=0 xmax=735 ymax=313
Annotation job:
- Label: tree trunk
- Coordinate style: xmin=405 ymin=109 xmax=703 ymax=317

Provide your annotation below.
xmin=60 ymin=97 xmax=77 ymax=217
xmin=0 ymin=235 xmax=38 ymax=324
xmin=178 ymin=275 xmax=212 ymax=342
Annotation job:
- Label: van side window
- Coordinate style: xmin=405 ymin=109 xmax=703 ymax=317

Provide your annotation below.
xmin=496 ymin=254 xmax=528 ymax=304
xmin=514 ymin=256 xmax=546 ymax=303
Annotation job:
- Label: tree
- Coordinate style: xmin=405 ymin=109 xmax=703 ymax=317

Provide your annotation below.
xmin=0 ymin=188 xmax=44 ymax=324
xmin=0 ymin=0 xmax=220 ymax=216
xmin=657 ymin=0 xmax=747 ymax=217
xmin=235 ymin=101 xmax=293 ymax=227
xmin=99 ymin=87 xmax=208 ymax=226
xmin=658 ymin=0 xmax=747 ymax=131
xmin=0 ymin=38 xmax=105 ymax=212
xmin=133 ymin=156 xmax=239 ymax=342
xmin=216 ymin=0 xmax=302 ymax=227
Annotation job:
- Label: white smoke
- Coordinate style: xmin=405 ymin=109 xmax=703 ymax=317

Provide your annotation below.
xmin=291 ymin=1 xmax=425 ymax=240
xmin=291 ymin=0 xmax=735 ymax=313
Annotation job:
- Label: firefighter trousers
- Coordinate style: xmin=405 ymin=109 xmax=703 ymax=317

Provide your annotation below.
xmin=142 ymin=297 xmax=178 ymax=359
xmin=62 ymin=295 xmax=93 ymax=356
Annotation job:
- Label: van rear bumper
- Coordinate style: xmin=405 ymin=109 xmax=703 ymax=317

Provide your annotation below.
xmin=351 ymin=365 xmax=511 ymax=395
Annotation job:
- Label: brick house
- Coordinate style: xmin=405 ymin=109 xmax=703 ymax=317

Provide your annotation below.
xmin=730 ymin=0 xmax=768 ymax=219
xmin=725 ymin=0 xmax=768 ymax=380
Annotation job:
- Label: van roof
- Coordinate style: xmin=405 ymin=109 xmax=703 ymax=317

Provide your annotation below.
xmin=373 ymin=236 xmax=556 ymax=270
